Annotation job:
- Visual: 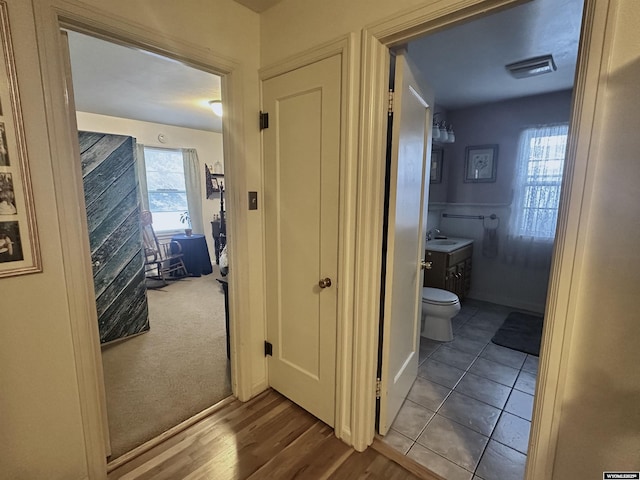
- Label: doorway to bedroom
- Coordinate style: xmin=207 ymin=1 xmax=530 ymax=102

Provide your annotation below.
xmin=64 ymin=29 xmax=231 ymax=461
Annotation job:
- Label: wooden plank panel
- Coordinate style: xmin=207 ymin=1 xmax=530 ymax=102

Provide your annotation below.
xmin=79 ymin=131 xmax=148 ymax=344
xmin=92 ymin=221 xmax=142 ymax=280
xmin=85 ymin=165 xmax=138 ymax=233
xmin=80 ymin=132 xmax=134 ymax=178
xmin=99 ymin=275 xmax=148 ymax=343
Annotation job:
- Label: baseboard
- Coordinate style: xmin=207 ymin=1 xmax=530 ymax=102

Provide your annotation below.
xmin=371 ymin=437 xmax=445 ymax=480
xmin=251 ymin=380 xmax=269 ymax=398
xmin=106 ymin=394 xmax=236 ymax=473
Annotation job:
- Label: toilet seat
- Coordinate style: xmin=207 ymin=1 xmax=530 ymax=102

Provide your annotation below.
xmin=422 ymin=287 xmax=459 ymax=306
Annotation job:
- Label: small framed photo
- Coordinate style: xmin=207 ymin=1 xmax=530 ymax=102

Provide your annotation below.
xmin=430 ymin=148 xmax=443 ymax=184
xmin=0 ymin=122 xmax=9 ymax=166
xmin=464 ymin=144 xmax=498 ymax=183
xmin=0 ymin=220 xmax=23 ymax=262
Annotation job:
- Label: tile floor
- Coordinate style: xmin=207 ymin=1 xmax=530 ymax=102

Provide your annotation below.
xmin=382 ymin=299 xmax=540 ymax=480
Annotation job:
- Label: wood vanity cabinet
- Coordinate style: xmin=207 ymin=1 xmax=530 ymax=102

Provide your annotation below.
xmin=424 ymin=244 xmax=473 ymax=300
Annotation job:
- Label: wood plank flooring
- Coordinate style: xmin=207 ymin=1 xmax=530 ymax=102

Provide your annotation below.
xmin=108 ymin=389 xmax=441 ymax=479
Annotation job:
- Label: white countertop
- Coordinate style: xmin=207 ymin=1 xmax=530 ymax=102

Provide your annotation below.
xmin=426 ymin=237 xmax=474 ymax=253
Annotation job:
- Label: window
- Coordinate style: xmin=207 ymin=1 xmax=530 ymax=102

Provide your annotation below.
xmin=512 ymin=124 xmax=569 ymax=239
xmin=143 ymin=147 xmax=188 ymax=232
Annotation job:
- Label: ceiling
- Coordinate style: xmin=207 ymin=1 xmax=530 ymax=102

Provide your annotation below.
xmin=66 ymin=0 xmax=583 ymax=132
xmin=66 ymin=31 xmax=223 ymax=132
xmin=407 ymin=0 xmax=584 ymax=109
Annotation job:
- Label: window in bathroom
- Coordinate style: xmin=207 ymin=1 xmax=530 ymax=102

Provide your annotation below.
xmin=510 ymin=123 xmax=569 ymax=239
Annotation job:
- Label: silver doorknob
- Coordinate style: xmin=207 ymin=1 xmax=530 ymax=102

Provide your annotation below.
xmin=421 ymin=261 xmax=432 ymax=270
xmin=319 ymin=277 xmax=332 ymax=288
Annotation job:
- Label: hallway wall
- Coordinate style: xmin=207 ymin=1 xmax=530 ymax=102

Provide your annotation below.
xmin=1 ymin=0 xmax=259 ymax=478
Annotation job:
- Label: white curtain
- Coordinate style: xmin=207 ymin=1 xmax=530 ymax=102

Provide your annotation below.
xmin=503 ymin=123 xmax=568 ymax=269
xmin=134 ymin=142 xmax=149 ymax=211
xmin=182 ymin=148 xmax=204 ymax=234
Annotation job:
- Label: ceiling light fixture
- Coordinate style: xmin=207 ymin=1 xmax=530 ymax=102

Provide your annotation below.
xmin=208 ymin=100 xmax=223 ymax=117
xmin=505 ymin=55 xmax=557 ymax=79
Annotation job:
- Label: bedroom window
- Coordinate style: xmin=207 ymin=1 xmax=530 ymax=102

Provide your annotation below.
xmin=511 ymin=124 xmax=569 ymax=239
xmin=143 ymin=147 xmax=188 ymax=232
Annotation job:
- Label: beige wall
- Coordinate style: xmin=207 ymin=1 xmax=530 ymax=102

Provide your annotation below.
xmin=552 ymin=0 xmax=640 ymax=475
xmin=0 ymin=2 xmax=89 ymax=479
xmin=2 ymin=0 xmax=261 ymax=478
xmin=260 ymin=0 xmax=433 ymax=66
xmin=76 ymin=112 xmax=224 ymax=263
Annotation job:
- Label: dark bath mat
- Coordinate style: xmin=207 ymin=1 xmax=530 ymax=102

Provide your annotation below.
xmin=491 ymin=311 xmax=544 ymax=356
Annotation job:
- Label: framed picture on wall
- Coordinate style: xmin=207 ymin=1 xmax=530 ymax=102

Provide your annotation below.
xmin=464 ymin=144 xmax=498 ymax=183
xmin=205 ymin=163 xmax=224 ymax=198
xmin=430 ymin=148 xmax=443 ymax=184
xmin=0 ymin=1 xmax=41 ymax=278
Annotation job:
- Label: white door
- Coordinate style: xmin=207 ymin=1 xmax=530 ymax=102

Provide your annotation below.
xmin=262 ymin=54 xmax=341 ymax=426
xmin=378 ymin=51 xmax=432 ymax=435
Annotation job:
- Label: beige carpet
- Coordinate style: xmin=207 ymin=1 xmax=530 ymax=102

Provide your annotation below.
xmin=101 ymin=269 xmax=231 ymax=460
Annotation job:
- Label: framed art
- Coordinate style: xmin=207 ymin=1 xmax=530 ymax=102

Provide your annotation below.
xmin=430 ymin=148 xmax=443 ymax=184
xmin=464 ymin=144 xmax=498 ymax=183
xmin=0 ymin=1 xmax=41 ymax=277
xmin=205 ymin=163 xmax=224 ymax=198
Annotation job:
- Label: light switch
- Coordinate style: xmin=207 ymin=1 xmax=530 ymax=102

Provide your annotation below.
xmin=248 ymin=191 xmax=258 ymax=210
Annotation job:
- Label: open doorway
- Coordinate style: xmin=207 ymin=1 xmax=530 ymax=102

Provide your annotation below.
xmin=64 ymin=30 xmax=232 ymax=461
xmin=378 ymin=0 xmax=584 ymax=478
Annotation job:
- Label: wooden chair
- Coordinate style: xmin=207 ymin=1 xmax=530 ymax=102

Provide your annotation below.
xmin=141 ymin=210 xmax=188 ymax=286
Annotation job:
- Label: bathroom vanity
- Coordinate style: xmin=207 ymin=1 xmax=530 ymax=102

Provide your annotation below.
xmin=424 ymin=238 xmax=473 ymax=300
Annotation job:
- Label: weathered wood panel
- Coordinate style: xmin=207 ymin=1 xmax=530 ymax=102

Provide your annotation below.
xmin=79 ymin=131 xmax=149 ymax=343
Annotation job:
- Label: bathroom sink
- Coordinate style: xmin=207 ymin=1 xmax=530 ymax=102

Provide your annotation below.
xmin=426 ymin=237 xmax=474 ymax=253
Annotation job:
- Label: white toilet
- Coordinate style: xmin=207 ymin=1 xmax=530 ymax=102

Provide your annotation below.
xmin=421 ymin=287 xmax=461 ymax=342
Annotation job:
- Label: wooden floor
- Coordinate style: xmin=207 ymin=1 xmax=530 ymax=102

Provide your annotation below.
xmin=108 ymin=389 xmax=441 ymax=479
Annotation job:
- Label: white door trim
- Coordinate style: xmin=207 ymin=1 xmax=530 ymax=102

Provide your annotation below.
xmin=32 ymin=1 xmax=253 ymax=476
xmin=259 ymin=34 xmax=357 ymax=445
xmin=352 ymin=4 xmax=613 ymax=480
xmin=526 ymin=1 xmax=617 ymax=477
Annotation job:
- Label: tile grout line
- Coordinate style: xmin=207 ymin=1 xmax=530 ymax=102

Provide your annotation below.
xmin=397 ymin=301 xmax=537 ymax=479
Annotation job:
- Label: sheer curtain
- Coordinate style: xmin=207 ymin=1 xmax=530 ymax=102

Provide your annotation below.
xmin=182 ymin=148 xmax=204 ymax=234
xmin=503 ymin=123 xmax=569 ymax=269
xmin=134 ymin=142 xmax=149 ymax=211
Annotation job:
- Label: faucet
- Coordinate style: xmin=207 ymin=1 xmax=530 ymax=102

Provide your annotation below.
xmin=426 ymin=228 xmax=441 ymax=241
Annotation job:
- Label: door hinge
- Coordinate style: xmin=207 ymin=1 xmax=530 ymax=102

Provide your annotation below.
xmin=375 ymin=377 xmax=382 ymax=399
xmin=260 ymin=111 xmax=269 ymax=130
xmin=388 ymin=90 xmax=394 ymax=114
xmin=264 ymin=340 xmax=273 ymax=357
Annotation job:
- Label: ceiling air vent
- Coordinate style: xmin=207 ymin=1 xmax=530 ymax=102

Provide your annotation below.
xmin=505 ymin=55 xmax=557 ymax=79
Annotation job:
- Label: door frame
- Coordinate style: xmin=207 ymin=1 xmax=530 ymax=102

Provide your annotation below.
xmin=352 ymin=1 xmax=614 ymax=478
xmin=32 ymin=2 xmax=253 ymax=477
xmin=259 ymin=34 xmax=357 ymax=444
